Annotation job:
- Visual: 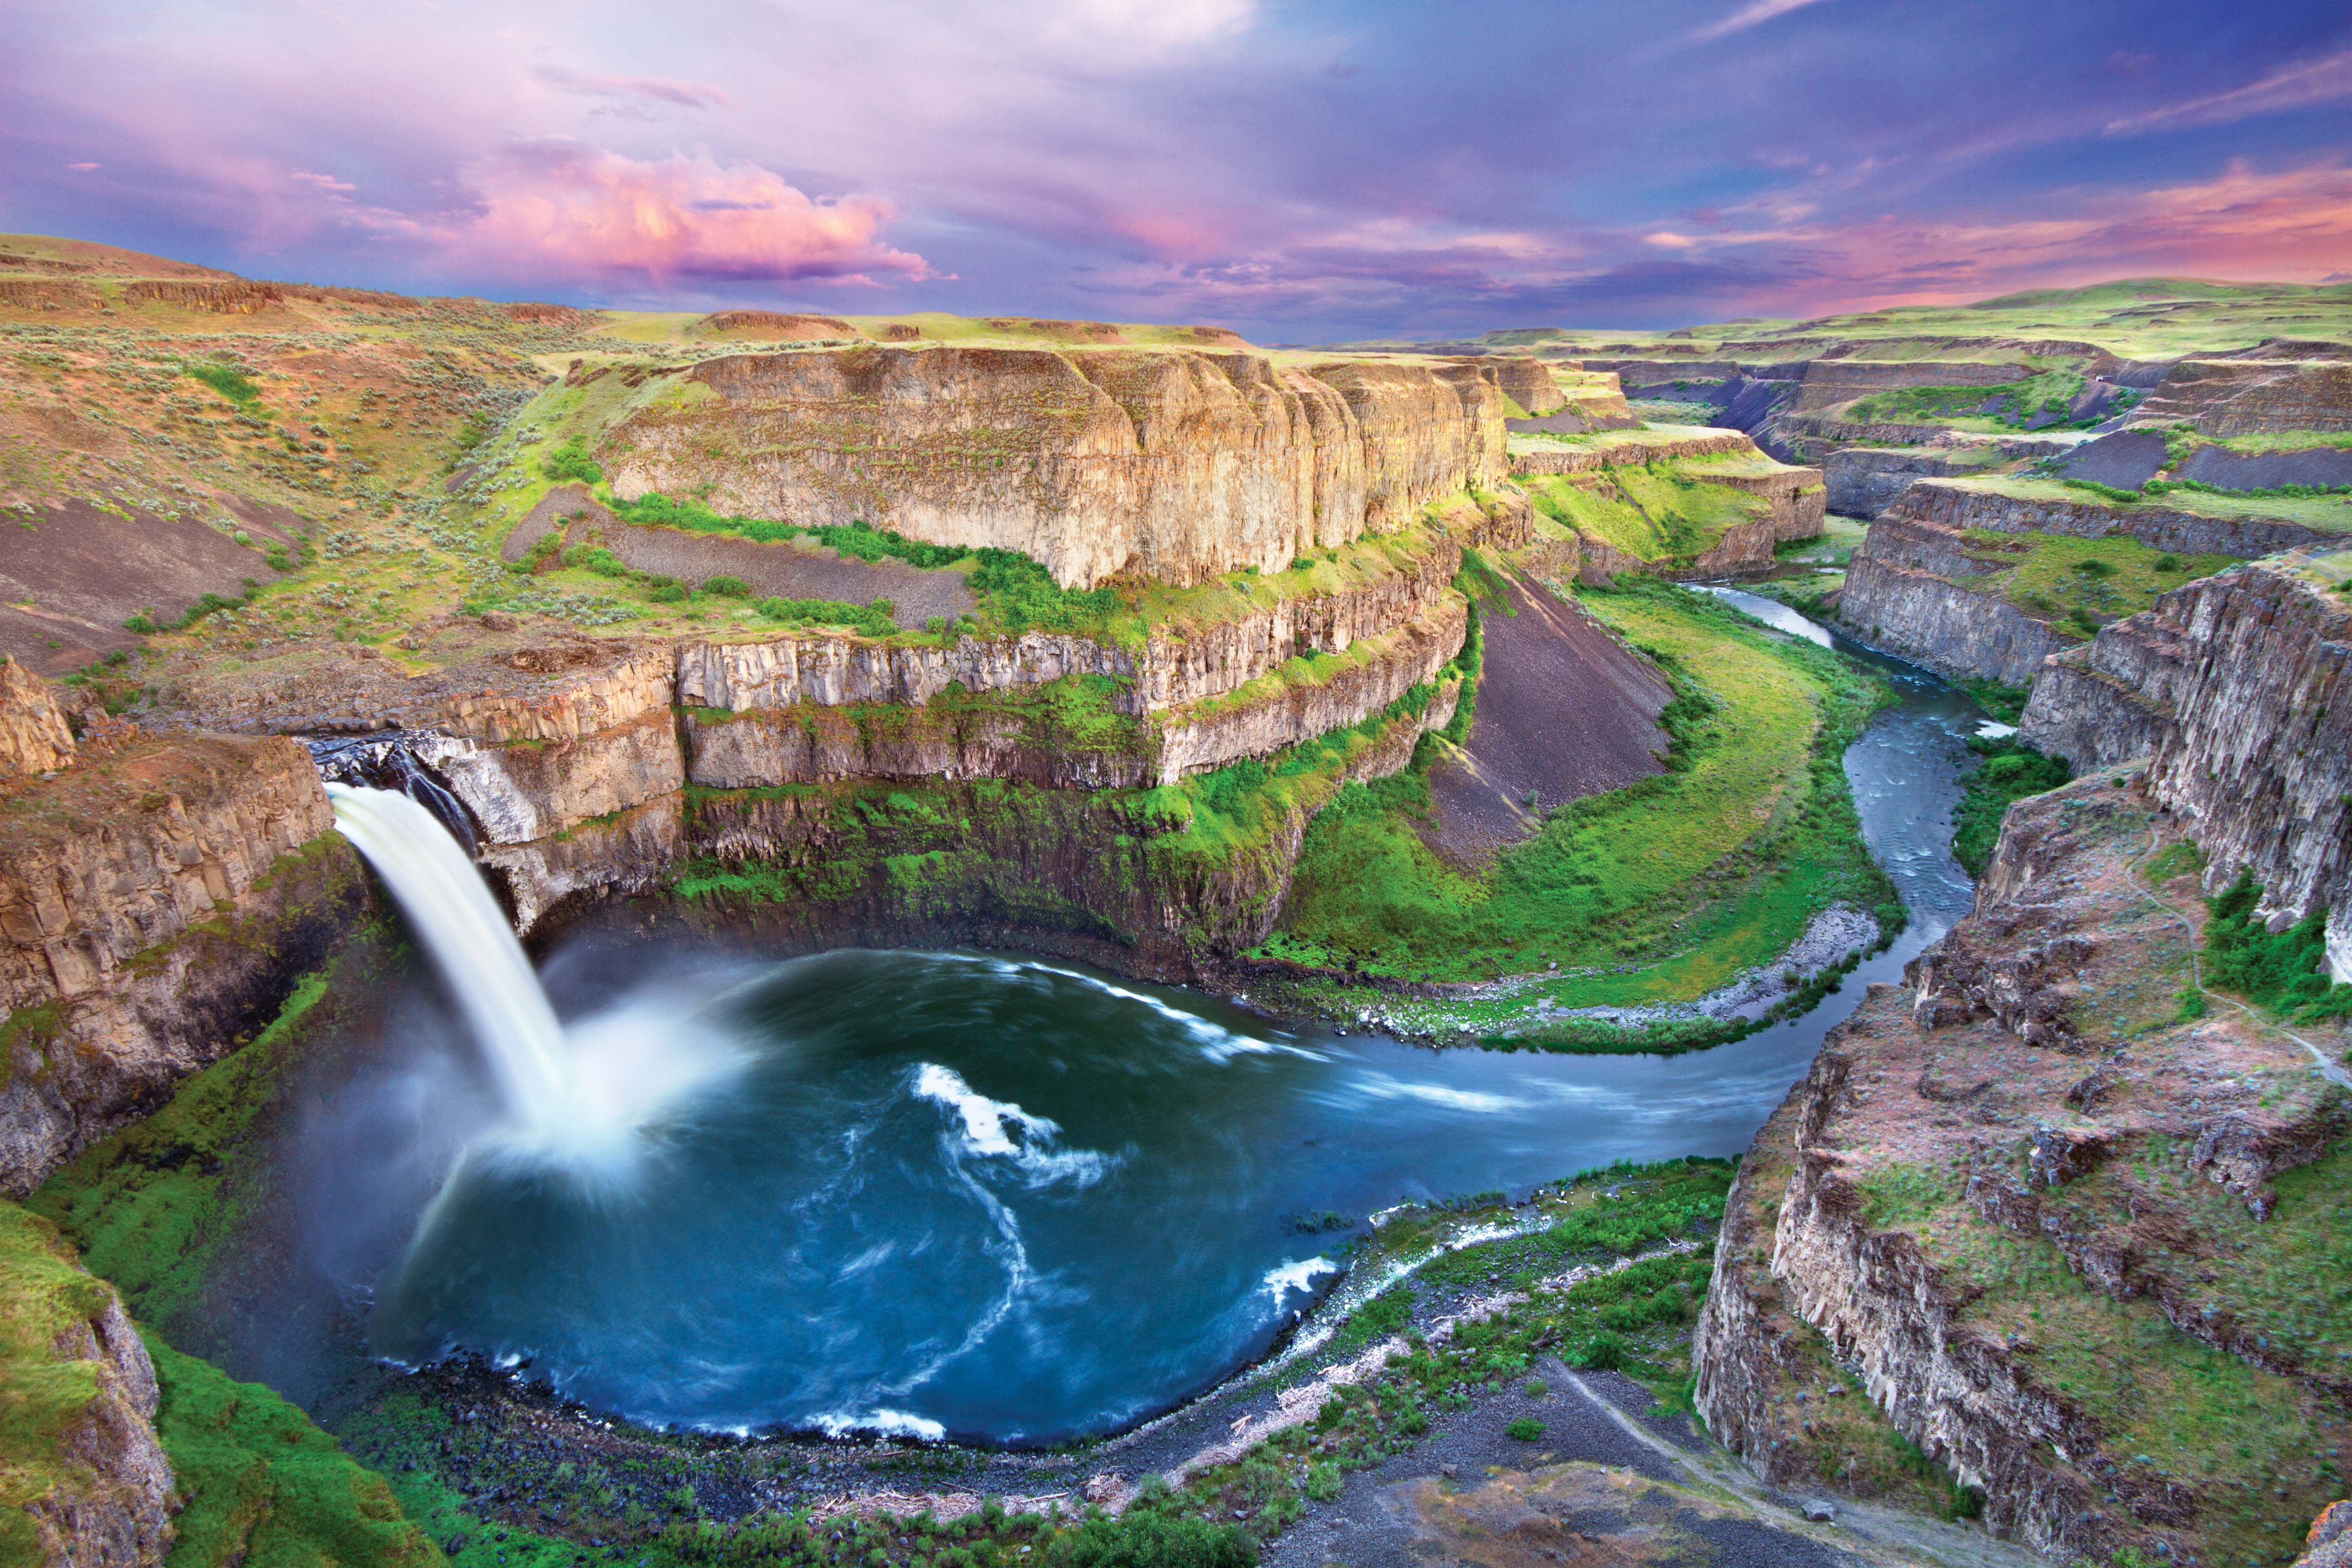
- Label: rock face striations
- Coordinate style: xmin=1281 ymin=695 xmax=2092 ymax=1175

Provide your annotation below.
xmin=1695 ymin=771 xmax=2352 ymax=1567
xmin=1835 ymin=478 xmax=2335 ymax=686
xmin=602 ymin=346 xmax=1507 ymax=589
xmin=2021 ymin=558 xmax=2352 ymax=975
xmin=2132 ymin=358 xmax=2352 ymax=434
xmin=0 ymin=729 xmax=362 ymax=1194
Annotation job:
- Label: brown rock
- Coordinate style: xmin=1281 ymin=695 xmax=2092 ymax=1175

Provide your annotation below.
xmin=0 ymin=655 xmax=75 ymax=777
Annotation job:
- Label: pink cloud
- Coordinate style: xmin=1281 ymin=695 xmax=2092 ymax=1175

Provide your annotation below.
xmin=534 ymin=66 xmax=733 ymax=110
xmin=451 ymin=144 xmax=931 ymax=286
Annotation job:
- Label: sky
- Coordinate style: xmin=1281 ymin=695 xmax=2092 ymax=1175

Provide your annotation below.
xmin=3 ymin=0 xmax=2349 ymax=341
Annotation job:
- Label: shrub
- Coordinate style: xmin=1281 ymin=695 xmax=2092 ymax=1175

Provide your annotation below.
xmin=184 ymin=361 xmax=259 ymax=404
xmin=1565 ymin=1331 xmax=1628 ymax=1371
xmin=1041 ymin=1514 xmax=1256 ymax=1568
xmin=2073 ymin=558 xmax=2114 ymax=578
xmin=2204 ymin=871 xmax=2352 ymax=1020
xmin=541 ymin=437 xmax=603 ymax=484
xmin=1951 ymin=738 xmax=2070 ymax=877
xmin=700 ymin=574 xmax=751 ymax=597
xmin=1504 ymin=1417 xmax=1546 ymax=1441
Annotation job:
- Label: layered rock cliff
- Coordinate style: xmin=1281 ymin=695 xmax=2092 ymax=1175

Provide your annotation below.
xmin=1822 ymin=447 xmax=1986 ymax=518
xmin=1695 ymin=772 xmax=2352 ymax=1566
xmin=1832 ymin=514 xmax=2060 ymax=686
xmin=0 ymin=657 xmax=75 ymax=778
xmin=602 ymin=346 xmax=1506 ymax=588
xmin=3 ymin=1203 xmax=174 ymax=1568
xmin=1886 ymin=477 xmax=2333 ymax=558
xmin=1837 ymin=479 xmax=2337 ymax=687
xmin=2130 ymin=358 xmax=2352 ymax=435
xmin=0 ymin=733 xmax=362 ymax=1194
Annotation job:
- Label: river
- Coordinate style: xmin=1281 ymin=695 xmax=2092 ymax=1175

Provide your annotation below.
xmin=340 ymin=589 xmax=1987 ymax=1447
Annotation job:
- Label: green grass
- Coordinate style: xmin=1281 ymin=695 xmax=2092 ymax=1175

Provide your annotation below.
xmin=146 ymin=1337 xmax=441 ymax=1568
xmin=183 ymin=360 xmax=261 ymax=405
xmin=1959 ymin=528 xmax=2239 ymax=636
xmin=2209 ymin=430 xmax=2352 ymax=454
xmin=1954 ymin=473 xmax=2352 ymax=533
xmin=1954 ymin=675 xmax=2030 ymax=725
xmin=1884 ymin=1161 xmax=2350 ymax=1568
xmin=1842 ymin=367 xmax=2089 ymax=431
xmin=2202 ymin=871 xmax=2352 ymax=1021
xmin=0 ymin=1203 xmax=126 ymax=1566
xmin=1951 ymin=737 xmax=2071 ymax=877
xmin=1524 ymin=468 xmax=1766 ymax=566
xmin=29 ymin=967 xmax=336 ymax=1335
xmin=1262 ymin=581 xmax=1897 ymax=1016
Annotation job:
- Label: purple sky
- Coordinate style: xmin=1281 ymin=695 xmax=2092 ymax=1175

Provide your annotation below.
xmin=6 ymin=1 xmax=2349 ymax=340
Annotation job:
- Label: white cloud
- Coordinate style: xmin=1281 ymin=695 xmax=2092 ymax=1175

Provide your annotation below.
xmin=2105 ymin=49 xmax=2352 ymax=135
xmin=1686 ymin=0 xmax=1833 ymax=45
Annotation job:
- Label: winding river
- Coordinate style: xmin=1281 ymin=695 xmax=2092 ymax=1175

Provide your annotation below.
xmin=306 ymin=591 xmax=1986 ymax=1447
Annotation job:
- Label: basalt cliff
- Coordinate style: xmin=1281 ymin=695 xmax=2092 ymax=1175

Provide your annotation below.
xmin=601 ymin=346 xmax=1508 ymax=589
xmin=1697 ymin=545 xmax=2352 ymax=1565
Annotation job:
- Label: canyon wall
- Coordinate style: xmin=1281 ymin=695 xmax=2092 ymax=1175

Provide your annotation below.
xmin=1822 ymin=447 xmax=1984 ymax=518
xmin=602 ymin=346 xmax=1506 ymax=589
xmin=1885 ymin=478 xmax=2332 ymax=559
xmin=0 ymin=733 xmax=362 ymax=1195
xmin=1834 ymin=514 xmax=2061 ymax=686
xmin=1695 ymin=772 xmax=2352 ymax=1565
xmin=2131 ymin=359 xmax=2352 ymax=435
xmin=3 ymin=1205 xmax=175 ymax=1568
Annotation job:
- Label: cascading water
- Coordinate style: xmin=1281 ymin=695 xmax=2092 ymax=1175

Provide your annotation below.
xmin=326 ymin=784 xmax=743 ymax=1172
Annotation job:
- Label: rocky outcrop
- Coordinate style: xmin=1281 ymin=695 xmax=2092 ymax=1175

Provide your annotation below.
xmin=5 ymin=1205 xmax=174 ymax=1568
xmin=2021 ymin=559 xmax=2352 ymax=975
xmin=1836 ymin=515 xmax=2060 ymax=685
xmin=1696 ymin=773 xmax=2352 ymax=1565
xmin=682 ymin=701 xmax=1152 ymax=793
xmin=502 ymin=685 xmax=1455 ymax=965
xmin=2141 ymin=564 xmax=2352 ymax=970
xmin=602 ymin=346 xmax=1505 ymax=588
xmin=0 ymin=735 xmax=362 ymax=1194
xmin=1 ymin=656 xmax=75 ymax=777
xmin=1508 ymin=428 xmax=1753 ymax=475
xmin=1885 ymin=478 xmax=2330 ymax=558
xmin=1790 ymin=358 xmax=2026 ymax=413
xmin=1446 ymin=357 xmax=1563 ymax=417
xmin=1154 ymin=604 xmax=1465 ymax=783
xmin=1822 ymin=447 xmax=1984 ymax=518
xmin=2131 ymin=359 xmax=2352 ymax=435
xmin=1575 ymin=514 xmax=1784 ymax=584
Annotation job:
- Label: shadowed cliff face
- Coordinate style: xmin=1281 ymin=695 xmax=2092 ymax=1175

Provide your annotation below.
xmin=2023 ymin=558 xmax=2352 ymax=973
xmin=1694 ymin=773 xmax=2352 ymax=1568
xmin=602 ymin=346 xmax=1505 ymax=588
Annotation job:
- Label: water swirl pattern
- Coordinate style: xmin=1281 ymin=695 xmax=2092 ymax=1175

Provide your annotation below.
xmin=325 ymin=592 xmax=1988 ymax=1447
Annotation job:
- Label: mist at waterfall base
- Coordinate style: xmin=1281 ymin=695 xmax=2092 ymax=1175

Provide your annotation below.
xmin=310 ymin=613 xmax=1981 ymax=1447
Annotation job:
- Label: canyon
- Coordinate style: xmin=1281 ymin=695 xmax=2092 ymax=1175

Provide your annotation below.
xmin=5 ymin=243 xmax=2352 ymax=1568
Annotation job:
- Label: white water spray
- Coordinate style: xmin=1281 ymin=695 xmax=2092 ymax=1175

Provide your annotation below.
xmin=328 ymin=784 xmax=742 ymax=1172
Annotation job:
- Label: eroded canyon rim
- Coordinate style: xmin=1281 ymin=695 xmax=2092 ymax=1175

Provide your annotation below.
xmin=3 ymin=246 xmax=2352 ymax=1568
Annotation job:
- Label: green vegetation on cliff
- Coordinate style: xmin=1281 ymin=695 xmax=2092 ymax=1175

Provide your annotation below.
xmin=2202 ymin=872 xmax=2352 ymax=1022
xmin=29 ymin=967 xmax=336 ymax=1339
xmin=1951 ymin=737 xmax=2071 ymax=877
xmin=1960 ymin=527 xmax=2239 ymax=636
xmin=1524 ymin=467 xmax=1768 ymax=568
xmin=0 ymin=1204 xmax=133 ymax=1565
xmin=147 ymin=1336 xmax=441 ymax=1568
xmin=1259 ymin=581 xmax=1897 ymax=1039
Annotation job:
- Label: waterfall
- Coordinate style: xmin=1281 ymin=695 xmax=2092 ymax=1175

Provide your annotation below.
xmin=328 ymin=784 xmax=571 ymax=1123
xmin=328 ymin=783 xmax=747 ymax=1177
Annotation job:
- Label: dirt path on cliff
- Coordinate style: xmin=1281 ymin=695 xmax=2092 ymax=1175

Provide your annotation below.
xmin=1421 ymin=571 xmax=1671 ymax=866
xmin=504 ymin=485 xmax=977 ymax=628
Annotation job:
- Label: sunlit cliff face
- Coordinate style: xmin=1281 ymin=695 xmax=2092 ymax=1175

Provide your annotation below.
xmin=6 ymin=0 xmax=2348 ymax=337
